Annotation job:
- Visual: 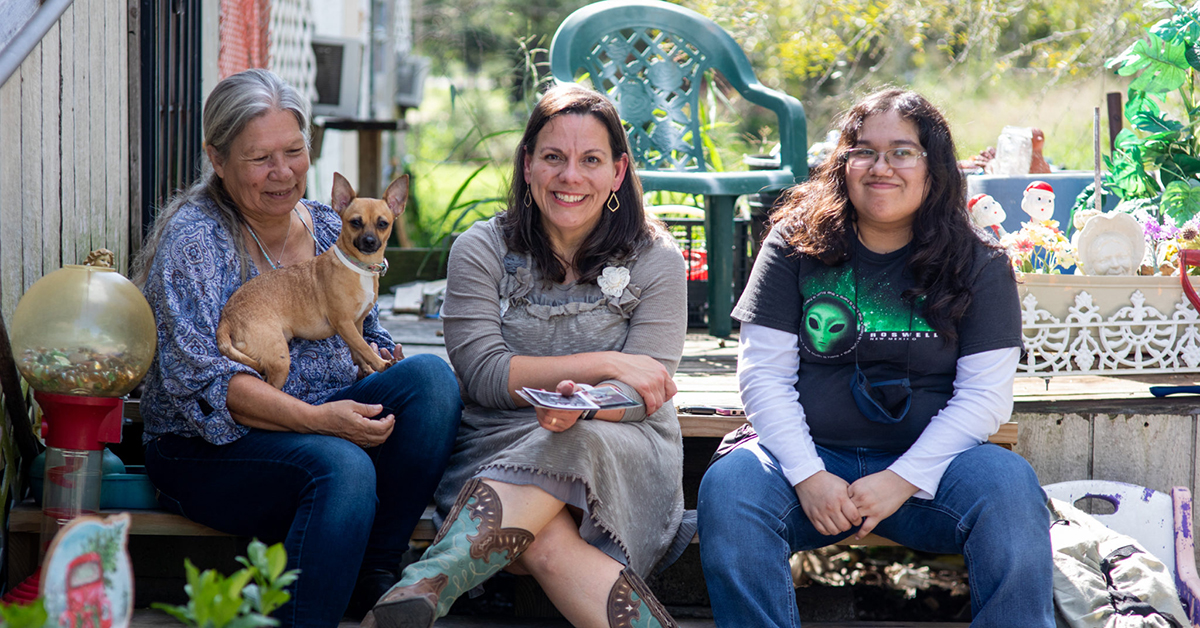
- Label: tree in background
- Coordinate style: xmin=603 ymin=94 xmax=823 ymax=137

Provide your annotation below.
xmin=688 ymin=0 xmax=1167 ymax=132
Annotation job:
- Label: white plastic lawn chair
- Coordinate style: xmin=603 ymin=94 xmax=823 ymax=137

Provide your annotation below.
xmin=1043 ymin=480 xmax=1200 ymax=626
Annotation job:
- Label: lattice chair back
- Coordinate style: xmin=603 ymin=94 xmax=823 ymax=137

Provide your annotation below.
xmin=549 ymin=0 xmax=807 ymax=196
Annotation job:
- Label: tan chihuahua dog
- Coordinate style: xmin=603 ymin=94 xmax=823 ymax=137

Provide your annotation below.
xmin=216 ymin=172 xmax=408 ymax=388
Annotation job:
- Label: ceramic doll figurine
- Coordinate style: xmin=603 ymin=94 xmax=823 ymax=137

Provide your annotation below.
xmin=1021 ymin=181 xmax=1056 ymax=223
xmin=968 ymin=193 xmax=1007 ymax=240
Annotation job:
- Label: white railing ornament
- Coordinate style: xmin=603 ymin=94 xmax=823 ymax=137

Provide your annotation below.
xmin=1018 ymin=286 xmax=1200 ymax=375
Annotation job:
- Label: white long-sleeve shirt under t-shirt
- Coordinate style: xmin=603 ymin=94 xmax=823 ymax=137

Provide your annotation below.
xmin=738 ymin=322 xmax=1019 ymax=500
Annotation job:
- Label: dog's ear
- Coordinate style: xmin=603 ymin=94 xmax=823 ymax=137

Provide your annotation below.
xmin=331 ymin=172 xmax=356 ymax=214
xmin=383 ymin=174 xmax=409 ymax=217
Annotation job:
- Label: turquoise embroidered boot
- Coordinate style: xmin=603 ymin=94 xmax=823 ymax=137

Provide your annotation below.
xmin=363 ymin=478 xmax=534 ymax=628
xmin=607 ymin=567 xmax=679 ymax=628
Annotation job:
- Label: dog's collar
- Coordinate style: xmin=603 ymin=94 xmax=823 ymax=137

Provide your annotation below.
xmin=333 ymin=245 xmax=388 ymax=277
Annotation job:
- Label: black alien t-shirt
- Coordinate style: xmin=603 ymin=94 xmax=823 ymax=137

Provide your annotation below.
xmin=732 ymin=226 xmax=1022 ymax=452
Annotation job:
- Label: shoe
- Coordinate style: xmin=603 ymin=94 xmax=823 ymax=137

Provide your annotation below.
xmin=345 ymin=568 xmax=398 ymax=622
xmin=607 ymin=567 xmax=678 ymax=628
xmin=363 ymin=478 xmax=534 ymax=628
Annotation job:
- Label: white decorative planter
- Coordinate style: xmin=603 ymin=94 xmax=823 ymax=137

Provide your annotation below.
xmin=1017 ymin=274 xmax=1200 ymax=375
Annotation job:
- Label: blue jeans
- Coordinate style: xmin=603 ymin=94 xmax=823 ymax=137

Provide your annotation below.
xmin=144 ymin=354 xmax=462 ymax=628
xmin=697 ymin=440 xmax=1054 ymax=628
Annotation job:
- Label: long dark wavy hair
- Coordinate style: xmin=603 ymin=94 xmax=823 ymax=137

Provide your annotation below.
xmin=772 ymin=88 xmax=996 ymax=340
xmin=500 ymin=83 xmax=657 ymax=283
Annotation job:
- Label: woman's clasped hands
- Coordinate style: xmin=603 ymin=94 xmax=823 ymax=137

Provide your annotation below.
xmin=311 ymin=399 xmax=395 ymax=448
xmin=796 ymin=469 xmax=918 ymax=539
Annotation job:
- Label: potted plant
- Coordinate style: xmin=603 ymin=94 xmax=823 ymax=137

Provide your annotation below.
xmin=1102 ymin=0 xmax=1200 ymax=261
xmin=1007 ymin=1 xmax=1200 ymax=376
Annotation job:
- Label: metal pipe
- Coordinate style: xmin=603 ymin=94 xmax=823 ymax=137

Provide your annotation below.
xmin=0 ymin=0 xmax=76 ymax=88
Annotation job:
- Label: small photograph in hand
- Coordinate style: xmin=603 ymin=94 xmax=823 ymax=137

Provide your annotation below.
xmin=518 ymin=388 xmax=600 ymax=410
xmin=518 ymin=386 xmax=641 ymax=411
xmin=582 ymin=386 xmax=641 ymax=409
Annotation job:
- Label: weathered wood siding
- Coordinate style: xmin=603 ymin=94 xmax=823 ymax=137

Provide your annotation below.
xmin=0 ymin=0 xmax=130 ymax=322
xmin=1015 ymin=408 xmax=1200 ymax=563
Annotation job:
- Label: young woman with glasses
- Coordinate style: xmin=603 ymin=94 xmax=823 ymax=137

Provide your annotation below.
xmin=697 ymin=89 xmax=1053 ymax=628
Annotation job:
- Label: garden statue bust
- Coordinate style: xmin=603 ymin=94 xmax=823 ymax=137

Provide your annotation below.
xmin=1076 ymin=212 xmax=1145 ymax=276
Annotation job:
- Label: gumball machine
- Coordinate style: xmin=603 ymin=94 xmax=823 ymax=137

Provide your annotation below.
xmin=8 ymin=249 xmax=156 ymax=553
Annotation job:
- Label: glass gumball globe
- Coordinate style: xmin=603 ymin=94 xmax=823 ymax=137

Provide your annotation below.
xmin=10 ymin=251 xmax=156 ymax=397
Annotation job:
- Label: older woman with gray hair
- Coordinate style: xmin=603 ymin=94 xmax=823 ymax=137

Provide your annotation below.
xmin=131 ymin=68 xmax=462 ymax=627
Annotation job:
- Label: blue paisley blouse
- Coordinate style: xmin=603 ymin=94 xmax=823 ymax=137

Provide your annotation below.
xmin=139 ymin=195 xmax=395 ymax=445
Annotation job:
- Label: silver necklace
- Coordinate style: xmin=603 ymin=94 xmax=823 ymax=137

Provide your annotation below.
xmin=246 ymin=207 xmax=300 ymax=270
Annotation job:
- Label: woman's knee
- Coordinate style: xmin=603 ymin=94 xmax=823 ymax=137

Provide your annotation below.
xmin=304 ymin=437 xmax=377 ymax=503
xmin=699 ymin=446 xmax=787 ymax=529
xmin=516 ymin=513 xmax=586 ymax=581
xmin=953 ymin=445 xmax=1043 ymax=500
xmin=391 ymin=355 xmax=459 ymax=398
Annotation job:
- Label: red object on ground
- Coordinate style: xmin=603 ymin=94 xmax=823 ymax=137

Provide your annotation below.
xmin=2 ymin=572 xmax=40 ymax=604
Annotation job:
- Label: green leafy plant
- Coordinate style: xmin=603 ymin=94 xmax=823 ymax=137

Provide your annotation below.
xmin=152 ymin=539 xmax=299 ymax=628
xmin=0 ymin=599 xmax=48 ymax=628
xmin=1104 ymin=0 xmax=1200 ymax=226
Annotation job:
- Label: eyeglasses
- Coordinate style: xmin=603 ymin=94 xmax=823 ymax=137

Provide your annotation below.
xmin=844 ymin=147 xmax=927 ymax=170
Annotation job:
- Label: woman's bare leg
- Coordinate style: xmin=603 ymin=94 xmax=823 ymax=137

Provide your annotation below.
xmin=482 ymin=479 xmax=567 ymax=533
xmin=515 ymin=508 xmax=676 ymax=628
xmin=515 ymin=508 xmax=624 ymax=628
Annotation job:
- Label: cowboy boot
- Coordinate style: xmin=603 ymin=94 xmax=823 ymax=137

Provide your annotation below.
xmin=607 ymin=567 xmax=679 ymax=628
xmin=362 ymin=478 xmax=534 ymax=628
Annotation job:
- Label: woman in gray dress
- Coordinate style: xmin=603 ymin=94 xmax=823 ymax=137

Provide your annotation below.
xmin=364 ymin=84 xmax=690 ymax=628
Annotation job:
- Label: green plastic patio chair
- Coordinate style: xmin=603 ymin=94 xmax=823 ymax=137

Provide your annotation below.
xmin=549 ymin=0 xmax=808 ymax=337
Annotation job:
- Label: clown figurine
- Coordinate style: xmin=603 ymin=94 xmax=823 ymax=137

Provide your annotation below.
xmin=968 ymin=193 xmax=1007 ymax=241
xmin=1021 ymin=180 xmax=1056 ymax=223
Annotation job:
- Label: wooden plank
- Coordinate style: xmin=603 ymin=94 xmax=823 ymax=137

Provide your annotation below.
xmin=9 ymin=501 xmax=437 ymax=540
xmin=0 ymin=60 xmax=19 ymax=319
xmin=59 ymin=3 xmax=76 ymax=266
xmin=676 ymin=413 xmax=1018 ymax=448
xmin=8 ymin=503 xmax=230 ymax=536
xmin=0 ymin=0 xmax=38 ymax=51
xmin=120 ymin=0 xmax=132 ymax=270
xmin=72 ymin=0 xmax=90 ymax=265
xmin=1014 ymin=412 xmax=1091 ymax=487
xmin=20 ymin=43 xmax=42 ymax=293
xmin=41 ymin=21 xmax=61 ymax=275
xmin=1093 ymin=413 xmax=1195 ymax=494
xmin=89 ymin=0 xmax=105 ymax=255
xmin=105 ymin=0 xmax=122 ymax=266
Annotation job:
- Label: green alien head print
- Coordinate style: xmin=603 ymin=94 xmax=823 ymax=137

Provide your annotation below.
xmin=801 ymin=292 xmax=860 ymax=357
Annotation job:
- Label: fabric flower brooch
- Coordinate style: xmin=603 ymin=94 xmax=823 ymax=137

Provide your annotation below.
xmin=597 ymin=266 xmax=631 ymax=298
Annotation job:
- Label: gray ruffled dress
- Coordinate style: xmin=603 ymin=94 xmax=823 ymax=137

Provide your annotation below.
xmin=435 ymin=217 xmax=695 ymax=576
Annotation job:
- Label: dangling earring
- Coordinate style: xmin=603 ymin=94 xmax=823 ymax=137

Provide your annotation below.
xmin=607 ymin=192 xmax=620 ymax=213
xmin=523 ymin=189 xmax=532 ymax=208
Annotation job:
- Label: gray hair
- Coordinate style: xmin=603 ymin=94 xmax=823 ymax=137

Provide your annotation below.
xmin=131 ymin=68 xmax=311 ymax=286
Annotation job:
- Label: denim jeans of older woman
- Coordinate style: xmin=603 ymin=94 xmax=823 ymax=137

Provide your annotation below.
xmin=144 ymin=354 xmax=462 ymax=628
xmin=697 ymin=440 xmax=1054 ymax=628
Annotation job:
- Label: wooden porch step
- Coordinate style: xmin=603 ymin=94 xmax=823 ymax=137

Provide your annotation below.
xmin=8 ymin=503 xmax=440 ymax=540
xmin=120 ymin=400 xmax=1020 ymax=449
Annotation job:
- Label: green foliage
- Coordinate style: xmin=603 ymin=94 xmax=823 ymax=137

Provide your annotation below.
xmin=685 ymin=0 xmax=1167 ymax=139
xmin=1161 ymin=179 xmax=1200 ymax=223
xmin=0 ymin=599 xmax=48 ymax=628
xmin=152 ymin=540 xmax=299 ymax=628
xmin=1104 ymin=0 xmax=1200 ymax=203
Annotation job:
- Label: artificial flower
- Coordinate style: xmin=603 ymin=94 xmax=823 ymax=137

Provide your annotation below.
xmin=598 ymin=265 xmax=631 ymax=298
